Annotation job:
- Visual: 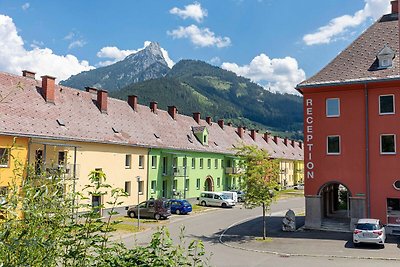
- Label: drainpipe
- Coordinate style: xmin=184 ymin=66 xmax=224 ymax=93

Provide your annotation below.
xmin=365 ymin=83 xmax=371 ymax=218
xmin=72 ymin=146 xmax=77 ymax=215
xmin=183 ymin=155 xmax=187 ymax=200
xmin=147 ymin=148 xmax=151 ymax=200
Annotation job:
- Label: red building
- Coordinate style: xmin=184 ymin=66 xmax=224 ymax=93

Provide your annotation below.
xmin=297 ymin=1 xmax=400 ymax=233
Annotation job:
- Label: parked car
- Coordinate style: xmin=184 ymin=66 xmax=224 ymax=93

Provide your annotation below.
xmin=294 ymin=183 xmax=304 ymax=190
xmin=127 ymin=199 xmax=171 ymax=220
xmin=231 ymin=190 xmax=246 ymax=202
xmin=353 ymin=218 xmax=386 ymax=248
xmin=197 ymin=191 xmax=235 ymax=208
xmin=168 ymin=199 xmax=192 ymax=215
xmin=221 ymin=191 xmax=238 ymax=203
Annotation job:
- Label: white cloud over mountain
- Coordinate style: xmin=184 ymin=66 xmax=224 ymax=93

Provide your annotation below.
xmin=0 ymin=14 xmax=93 ymax=81
xmin=221 ymin=54 xmax=305 ymax=95
xmin=303 ymin=0 xmax=390 ymax=45
xmin=169 ymin=2 xmax=207 ymax=23
xmin=168 ymin=24 xmax=231 ymax=48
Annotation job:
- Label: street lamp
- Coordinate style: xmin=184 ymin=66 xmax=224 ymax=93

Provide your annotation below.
xmin=136 ymin=175 xmax=141 ymax=230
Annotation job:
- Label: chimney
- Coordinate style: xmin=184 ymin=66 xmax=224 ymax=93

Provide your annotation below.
xmin=391 ymin=0 xmax=398 ymax=13
xmin=227 ymin=122 xmax=232 ymax=126
xmin=22 ymin=70 xmax=36 ymax=79
xmin=291 ymin=139 xmax=295 ymax=147
xmin=168 ymin=106 xmax=177 ymax=119
xmin=206 ymin=116 xmax=212 ymax=125
xmin=250 ymin=129 xmax=256 ymax=141
xmin=97 ymin=89 xmax=108 ymax=113
xmin=85 ymin=87 xmax=98 ymax=94
xmin=273 ymin=136 xmax=278 ymax=144
xmin=218 ymin=119 xmax=224 ymax=129
xmin=237 ymin=126 xmax=244 ymax=138
xmin=299 ymin=141 xmax=303 ymax=149
xmin=150 ymin=101 xmax=158 ymax=113
xmin=193 ymin=112 xmax=201 ymax=124
xmin=284 ymin=138 xmax=288 ymax=146
xmin=128 ymin=95 xmax=138 ymax=111
xmin=41 ymin=75 xmax=56 ymax=104
xmin=263 ymin=132 xmax=270 ymax=143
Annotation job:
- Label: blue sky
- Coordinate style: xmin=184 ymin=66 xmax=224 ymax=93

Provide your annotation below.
xmin=0 ymin=0 xmax=391 ymax=94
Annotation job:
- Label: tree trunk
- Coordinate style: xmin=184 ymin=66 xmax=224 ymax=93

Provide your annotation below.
xmin=262 ymin=202 xmax=266 ymax=240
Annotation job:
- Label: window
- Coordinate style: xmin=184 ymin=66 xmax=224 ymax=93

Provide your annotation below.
xmin=185 ymin=179 xmax=189 ymax=191
xmin=196 ymin=178 xmax=200 ymax=189
xmin=124 ymin=181 xmax=131 ymax=195
xmin=327 ymin=136 xmax=340 ymax=155
xmin=0 ymin=187 xmax=8 ymax=205
xmin=151 ymin=180 xmax=156 ymax=193
xmin=151 ymin=156 xmax=157 ymax=169
xmin=326 ymin=98 xmax=340 ymax=117
xmin=138 ymin=181 xmax=144 ymax=194
xmin=200 ymin=159 xmax=203 ymax=169
xmin=217 ymin=177 xmax=221 ymax=187
xmin=162 ymin=157 xmax=167 ymax=175
xmin=173 ymin=179 xmax=178 ymax=190
xmin=215 ymin=159 xmax=218 ymax=169
xmin=0 ymin=148 xmax=10 ymax=168
xmin=138 ymin=155 xmax=144 ymax=169
xmin=379 ymin=95 xmax=395 ymax=115
xmin=221 ymin=160 xmax=224 ymax=168
xmin=192 ymin=158 xmax=196 ymax=169
xmin=58 ymin=151 xmax=66 ymax=166
xmin=381 ymin=134 xmax=396 ymax=154
xmin=183 ymin=157 xmax=187 ymax=168
xmin=207 ymin=159 xmax=211 ymax=169
xmin=125 ymin=154 xmax=132 ymax=169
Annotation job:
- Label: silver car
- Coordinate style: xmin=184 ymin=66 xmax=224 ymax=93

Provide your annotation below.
xmin=353 ymin=218 xmax=386 ymax=248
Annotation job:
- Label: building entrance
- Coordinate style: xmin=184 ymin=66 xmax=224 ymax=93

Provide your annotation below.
xmin=204 ymin=176 xmax=214 ymax=191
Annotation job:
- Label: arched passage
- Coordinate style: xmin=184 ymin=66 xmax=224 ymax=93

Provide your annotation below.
xmin=318 ymin=181 xmax=352 ymax=220
xmin=204 ymin=176 xmax=214 ymax=191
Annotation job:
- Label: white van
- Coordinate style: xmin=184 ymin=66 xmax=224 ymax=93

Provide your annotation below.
xmin=198 ymin=191 xmax=235 ymax=208
xmin=221 ymin=191 xmax=238 ymax=203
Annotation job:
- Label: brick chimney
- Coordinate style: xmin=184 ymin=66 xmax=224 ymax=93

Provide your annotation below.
xmin=128 ymin=95 xmax=138 ymax=111
xmin=41 ymin=75 xmax=56 ymax=104
xmin=150 ymin=101 xmax=158 ymax=113
xmin=22 ymin=70 xmax=36 ymax=79
xmin=218 ymin=119 xmax=224 ymax=129
xmin=97 ymin=89 xmax=108 ymax=113
xmin=273 ymin=136 xmax=278 ymax=144
xmin=206 ymin=116 xmax=212 ymax=125
xmin=85 ymin=87 xmax=98 ymax=94
xmin=291 ymin=139 xmax=295 ymax=147
xmin=299 ymin=141 xmax=303 ymax=149
xmin=193 ymin=112 xmax=201 ymax=124
xmin=237 ymin=126 xmax=244 ymax=138
xmin=263 ymin=132 xmax=270 ymax=143
xmin=284 ymin=138 xmax=288 ymax=146
xmin=392 ymin=0 xmax=398 ymax=13
xmin=227 ymin=122 xmax=232 ymax=126
xmin=168 ymin=106 xmax=177 ymax=119
xmin=250 ymin=129 xmax=256 ymax=141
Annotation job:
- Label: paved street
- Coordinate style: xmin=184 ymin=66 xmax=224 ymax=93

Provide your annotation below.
xmin=115 ymin=197 xmax=400 ymax=267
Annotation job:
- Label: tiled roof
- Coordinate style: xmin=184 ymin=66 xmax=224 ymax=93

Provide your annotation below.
xmin=0 ymin=71 xmax=303 ymax=160
xmin=298 ymin=13 xmax=400 ymax=89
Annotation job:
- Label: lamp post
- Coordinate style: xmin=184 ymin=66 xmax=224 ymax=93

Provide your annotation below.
xmin=136 ymin=175 xmax=141 ymax=230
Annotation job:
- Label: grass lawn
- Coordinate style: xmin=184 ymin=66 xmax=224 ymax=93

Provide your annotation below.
xmin=191 ymin=204 xmax=213 ymax=214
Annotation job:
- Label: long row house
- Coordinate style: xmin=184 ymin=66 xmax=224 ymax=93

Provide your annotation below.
xmin=0 ymin=70 xmax=303 ymax=214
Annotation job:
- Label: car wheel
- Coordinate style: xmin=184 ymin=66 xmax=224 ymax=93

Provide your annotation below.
xmin=221 ymin=203 xmax=227 ymax=208
xmin=201 ymin=201 xmax=207 ymax=206
xmin=353 ymin=242 xmax=359 ymax=248
xmin=176 ymin=209 xmax=181 ymax=215
xmin=380 ymin=244 xmax=385 ymax=249
xmin=128 ymin=211 xmax=136 ymax=218
xmin=154 ymin=213 xmax=161 ymax=220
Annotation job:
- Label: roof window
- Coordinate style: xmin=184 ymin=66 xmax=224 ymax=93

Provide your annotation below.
xmin=57 ymin=119 xmax=65 ymax=126
xmin=377 ymin=45 xmax=395 ymax=69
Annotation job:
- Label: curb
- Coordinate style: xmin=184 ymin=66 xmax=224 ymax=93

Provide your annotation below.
xmin=218 ymin=210 xmax=400 ymax=261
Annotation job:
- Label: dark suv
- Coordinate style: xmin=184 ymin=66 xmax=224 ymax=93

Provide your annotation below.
xmin=127 ymin=199 xmax=171 ymax=220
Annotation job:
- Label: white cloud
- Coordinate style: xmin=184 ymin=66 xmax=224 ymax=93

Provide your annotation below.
xmin=68 ymin=39 xmax=86 ymax=49
xmin=303 ymin=0 xmax=390 ymax=45
xmin=64 ymin=31 xmax=86 ymax=50
xmin=21 ymin=3 xmax=30 ymax=11
xmin=96 ymin=41 xmax=175 ymax=68
xmin=168 ymin=24 xmax=231 ymax=48
xmin=209 ymin=56 xmax=221 ymax=65
xmin=0 ymin=15 xmax=93 ymax=81
xmin=221 ymin=54 xmax=306 ymax=95
xmin=169 ymin=2 xmax=207 ymax=23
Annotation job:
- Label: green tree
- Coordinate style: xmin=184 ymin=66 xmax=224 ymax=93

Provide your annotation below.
xmin=234 ymin=145 xmax=280 ymax=240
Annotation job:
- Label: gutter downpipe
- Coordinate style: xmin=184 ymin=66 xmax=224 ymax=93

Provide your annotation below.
xmin=365 ymin=83 xmax=371 ymax=218
xmin=147 ymin=148 xmax=151 ymax=201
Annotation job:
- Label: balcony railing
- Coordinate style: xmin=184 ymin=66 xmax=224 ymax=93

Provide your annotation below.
xmin=43 ymin=163 xmax=80 ymax=179
xmin=225 ymin=167 xmax=242 ymax=174
xmin=162 ymin=166 xmax=189 ymax=177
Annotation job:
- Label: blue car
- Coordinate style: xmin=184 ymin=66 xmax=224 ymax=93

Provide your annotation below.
xmin=168 ymin=199 xmax=192 ymax=215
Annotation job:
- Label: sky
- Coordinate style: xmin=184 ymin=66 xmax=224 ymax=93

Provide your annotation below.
xmin=0 ymin=0 xmax=392 ymax=95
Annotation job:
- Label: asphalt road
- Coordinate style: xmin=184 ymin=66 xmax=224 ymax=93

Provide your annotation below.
xmin=118 ymin=197 xmax=400 ymax=267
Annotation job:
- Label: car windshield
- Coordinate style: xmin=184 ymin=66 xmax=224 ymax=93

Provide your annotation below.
xmin=182 ymin=200 xmax=190 ymax=205
xmin=356 ymin=223 xmax=380 ymax=230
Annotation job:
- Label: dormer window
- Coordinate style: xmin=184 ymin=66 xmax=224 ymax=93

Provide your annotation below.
xmin=377 ymin=45 xmax=395 ymax=69
xmin=192 ymin=126 xmax=209 ymax=146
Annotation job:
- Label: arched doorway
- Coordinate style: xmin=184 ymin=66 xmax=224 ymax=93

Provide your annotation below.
xmin=318 ymin=182 xmax=351 ymax=229
xmin=204 ymin=176 xmax=214 ymax=191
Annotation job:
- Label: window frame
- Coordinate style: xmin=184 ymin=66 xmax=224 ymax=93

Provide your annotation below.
xmin=327 ymin=135 xmax=341 ymax=155
xmin=196 ymin=178 xmax=200 ymax=189
xmin=379 ymin=94 xmax=395 ymax=115
xmin=124 ymin=181 xmax=132 ymax=196
xmin=192 ymin=158 xmax=196 ymax=169
xmin=138 ymin=155 xmax=145 ymax=169
xmin=199 ymin=158 xmax=203 ymax=169
xmin=380 ymin=134 xmax=396 ymax=155
xmin=138 ymin=181 xmax=144 ymax=195
xmin=207 ymin=159 xmax=211 ymax=169
xmin=326 ymin=98 xmax=340 ymax=118
xmin=0 ymin=148 xmax=10 ymax=168
xmin=151 ymin=155 xmax=157 ymax=169
xmin=125 ymin=154 xmax=132 ymax=169
xmin=151 ymin=180 xmax=156 ymax=193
